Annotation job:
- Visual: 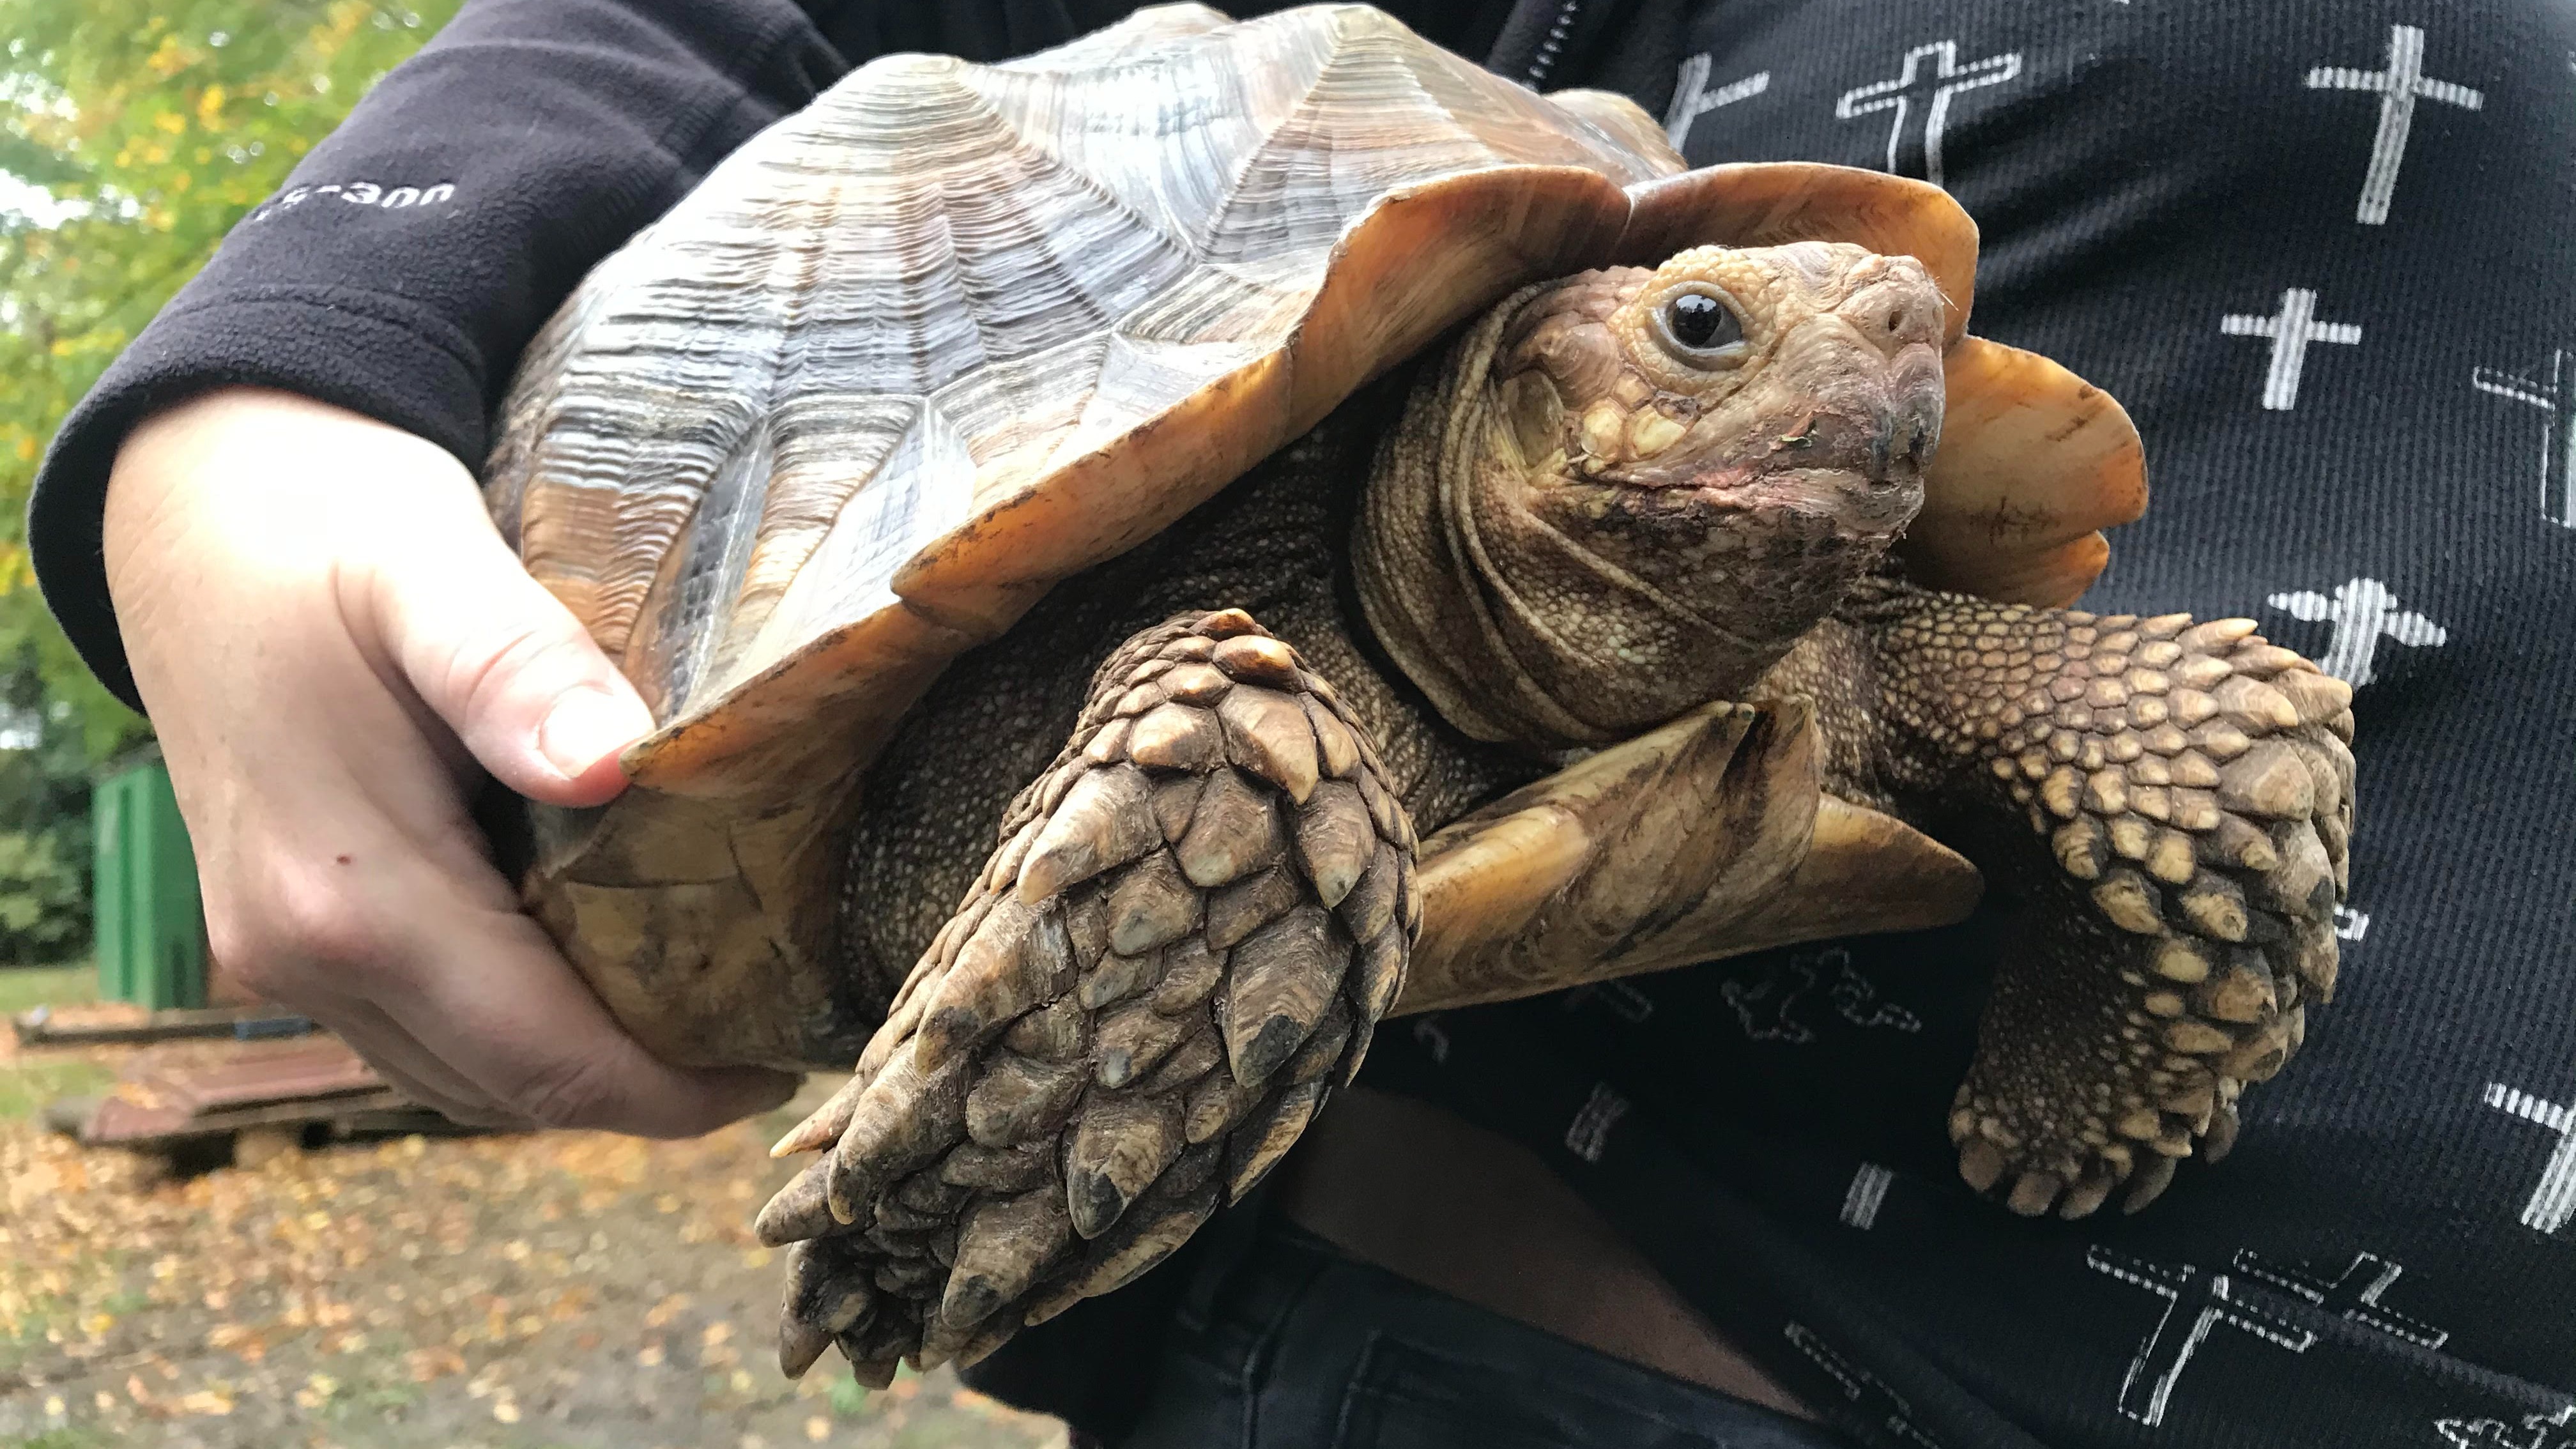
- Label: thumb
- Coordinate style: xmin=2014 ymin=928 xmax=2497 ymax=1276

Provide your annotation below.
xmin=365 ymin=471 xmax=655 ymax=809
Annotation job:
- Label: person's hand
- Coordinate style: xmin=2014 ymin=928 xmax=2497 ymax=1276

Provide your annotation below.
xmin=103 ymin=387 xmax=798 ymax=1134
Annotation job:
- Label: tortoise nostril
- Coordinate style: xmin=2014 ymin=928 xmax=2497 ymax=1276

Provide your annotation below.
xmin=1889 ymin=309 xmax=1906 ymax=333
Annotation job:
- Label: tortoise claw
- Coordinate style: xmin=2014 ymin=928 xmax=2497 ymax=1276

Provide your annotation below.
xmin=1922 ymin=608 xmax=2347 ymax=1216
xmin=753 ymin=611 xmax=1413 ymax=1372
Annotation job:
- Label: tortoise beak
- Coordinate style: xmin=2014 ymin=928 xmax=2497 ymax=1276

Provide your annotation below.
xmin=1681 ymin=361 xmax=1940 ymax=539
xmin=1841 ymin=355 xmax=1945 ymax=484
xmin=1765 ymin=365 xmax=1943 ymax=484
xmin=1874 ymin=374 xmax=1945 ymax=479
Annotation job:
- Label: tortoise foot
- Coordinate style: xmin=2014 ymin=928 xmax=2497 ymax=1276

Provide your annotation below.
xmin=1934 ymin=611 xmax=2354 ymax=1218
xmin=754 ymin=609 xmax=1416 ymax=1379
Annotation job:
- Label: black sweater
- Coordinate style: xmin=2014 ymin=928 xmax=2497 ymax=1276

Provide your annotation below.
xmin=33 ymin=2 xmax=2576 ymax=1445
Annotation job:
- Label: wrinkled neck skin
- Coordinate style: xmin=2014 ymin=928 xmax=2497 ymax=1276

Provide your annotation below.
xmin=1354 ymin=246 xmax=1943 ymax=750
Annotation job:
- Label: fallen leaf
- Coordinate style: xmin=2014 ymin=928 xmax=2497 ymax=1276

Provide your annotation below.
xmin=174 ymin=1387 xmax=233 ymax=1415
xmin=406 ymin=1346 xmax=466 ymax=1383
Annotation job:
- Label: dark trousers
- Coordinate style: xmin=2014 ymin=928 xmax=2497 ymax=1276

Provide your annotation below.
xmin=1112 ymin=1218 xmax=1851 ymax=1449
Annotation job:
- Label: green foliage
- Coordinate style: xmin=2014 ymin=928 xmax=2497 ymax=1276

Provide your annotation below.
xmin=0 ymin=647 xmax=95 ymax=958
xmin=0 ymin=0 xmax=462 ymax=759
xmin=0 ymin=828 xmax=82 ymax=956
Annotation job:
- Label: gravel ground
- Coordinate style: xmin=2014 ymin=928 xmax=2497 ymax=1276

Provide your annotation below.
xmin=0 ymin=1025 xmax=1068 ymax=1449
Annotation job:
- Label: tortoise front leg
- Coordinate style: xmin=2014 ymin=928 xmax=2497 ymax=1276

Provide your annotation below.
xmin=753 ymin=610 xmax=1416 ymax=1382
xmin=1396 ymin=700 xmax=1981 ymax=1015
xmin=1786 ymin=588 xmax=2355 ymax=1219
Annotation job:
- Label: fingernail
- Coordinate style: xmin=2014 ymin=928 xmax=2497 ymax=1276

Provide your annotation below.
xmin=537 ymin=687 xmax=652 ymax=778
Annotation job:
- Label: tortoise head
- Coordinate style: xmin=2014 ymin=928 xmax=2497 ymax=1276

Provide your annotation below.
xmin=1355 ymin=241 xmax=1947 ymax=748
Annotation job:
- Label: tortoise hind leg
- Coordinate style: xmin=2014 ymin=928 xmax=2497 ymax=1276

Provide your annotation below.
xmin=755 ymin=609 xmax=1416 ymax=1381
xmin=1790 ymin=588 xmax=2355 ymax=1219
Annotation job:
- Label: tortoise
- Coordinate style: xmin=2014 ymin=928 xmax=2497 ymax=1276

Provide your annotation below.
xmin=481 ymin=3 xmax=2357 ymax=1384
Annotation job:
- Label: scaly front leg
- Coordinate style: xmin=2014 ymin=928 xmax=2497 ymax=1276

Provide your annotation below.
xmin=1396 ymin=700 xmax=1981 ymax=1014
xmin=755 ymin=611 xmax=1418 ymax=1381
xmin=1779 ymin=586 xmax=2355 ymax=1219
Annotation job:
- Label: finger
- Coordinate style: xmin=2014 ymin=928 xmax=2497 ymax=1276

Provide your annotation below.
xmin=218 ymin=792 xmax=793 ymax=1138
xmin=323 ymin=1000 xmax=533 ymax=1130
xmin=113 ymin=390 xmax=652 ymax=811
xmin=363 ymin=470 xmax=655 ymax=809
xmin=367 ymin=873 xmax=799 ymax=1136
xmin=220 ymin=943 xmax=525 ymax=1128
xmin=103 ymin=391 xmax=777 ymax=1135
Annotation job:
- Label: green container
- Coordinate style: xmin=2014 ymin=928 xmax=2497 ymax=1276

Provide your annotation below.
xmin=92 ymin=758 xmax=206 ymax=1010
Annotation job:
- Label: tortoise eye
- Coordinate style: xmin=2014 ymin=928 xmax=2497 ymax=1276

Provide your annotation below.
xmin=1659 ymin=291 xmax=1745 ymax=361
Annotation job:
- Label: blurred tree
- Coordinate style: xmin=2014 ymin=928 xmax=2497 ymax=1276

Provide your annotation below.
xmin=0 ymin=646 xmax=100 ymax=958
xmin=0 ymin=0 xmax=462 ymax=760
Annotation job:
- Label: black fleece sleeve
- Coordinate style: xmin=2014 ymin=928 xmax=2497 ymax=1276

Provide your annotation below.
xmin=28 ymin=0 xmax=850 ymax=711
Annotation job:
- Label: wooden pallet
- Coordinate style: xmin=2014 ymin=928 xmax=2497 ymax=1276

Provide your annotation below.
xmin=67 ymin=1036 xmax=459 ymax=1151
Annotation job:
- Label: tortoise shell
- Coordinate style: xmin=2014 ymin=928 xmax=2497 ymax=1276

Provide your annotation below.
xmin=482 ymin=3 xmax=2145 ymax=1066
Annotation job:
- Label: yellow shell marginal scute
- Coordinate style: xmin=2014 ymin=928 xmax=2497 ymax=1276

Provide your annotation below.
xmin=1899 ymin=336 xmax=2146 ymax=610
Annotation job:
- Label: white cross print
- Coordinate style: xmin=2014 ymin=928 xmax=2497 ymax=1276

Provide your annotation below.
xmin=1410 ymin=1016 xmax=1451 ymax=1064
xmin=2472 ymin=349 xmax=2576 ymax=528
xmin=1839 ymin=1162 xmax=1896 ymax=1229
xmin=2229 ymin=1249 xmax=2449 ymax=1349
xmin=1563 ymin=1082 xmax=1630 ymax=1163
xmin=2221 ymin=289 xmax=2363 ymax=411
xmin=2308 ymin=25 xmax=2484 ymax=226
xmin=2484 ymin=1083 xmax=2576 ymax=1234
xmin=1784 ymin=1324 xmax=1943 ymax=1447
xmin=1835 ymin=41 xmax=2023 ymax=189
xmin=2440 ymin=1406 xmax=2576 ymax=1449
xmin=2266 ymin=578 xmax=2447 ymax=687
xmin=1664 ymin=54 xmax=1772 ymax=149
xmin=2087 ymin=1246 xmax=2315 ymax=1427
